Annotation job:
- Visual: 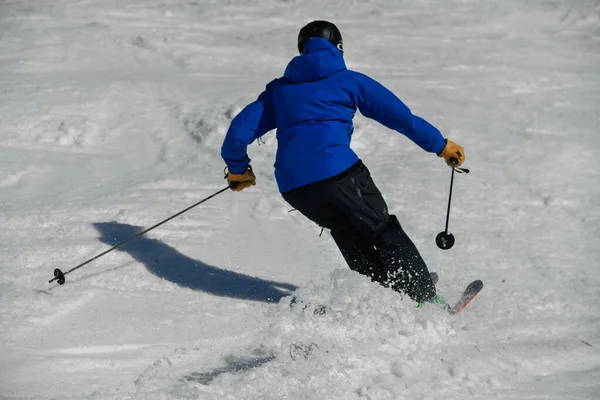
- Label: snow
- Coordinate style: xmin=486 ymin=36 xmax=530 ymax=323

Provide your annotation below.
xmin=1 ymin=0 xmax=599 ymax=399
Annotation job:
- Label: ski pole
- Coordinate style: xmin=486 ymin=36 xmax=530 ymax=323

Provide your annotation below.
xmin=49 ymin=186 xmax=231 ymax=285
xmin=435 ymin=159 xmax=469 ymax=250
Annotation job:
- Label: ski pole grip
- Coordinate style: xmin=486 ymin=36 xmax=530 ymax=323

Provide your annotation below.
xmin=229 ymin=182 xmax=239 ymax=190
xmin=449 ymin=157 xmax=459 ymax=165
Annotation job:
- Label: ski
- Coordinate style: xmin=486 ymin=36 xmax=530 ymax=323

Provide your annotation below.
xmin=448 ymin=279 xmax=483 ymax=315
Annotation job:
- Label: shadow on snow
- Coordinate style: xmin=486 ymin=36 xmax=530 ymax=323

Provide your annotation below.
xmin=93 ymin=221 xmax=297 ymax=303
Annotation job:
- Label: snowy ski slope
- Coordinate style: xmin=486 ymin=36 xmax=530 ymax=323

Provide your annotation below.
xmin=1 ymin=0 xmax=599 ymax=399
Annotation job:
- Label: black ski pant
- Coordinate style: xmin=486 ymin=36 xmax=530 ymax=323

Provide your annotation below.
xmin=282 ymin=160 xmax=436 ymax=303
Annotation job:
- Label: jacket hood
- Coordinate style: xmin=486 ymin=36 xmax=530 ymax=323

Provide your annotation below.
xmin=284 ymin=38 xmax=346 ymax=83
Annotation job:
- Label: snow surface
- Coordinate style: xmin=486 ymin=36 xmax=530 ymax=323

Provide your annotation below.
xmin=1 ymin=0 xmax=599 ymax=399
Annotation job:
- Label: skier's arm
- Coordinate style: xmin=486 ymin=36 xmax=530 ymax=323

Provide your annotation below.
xmin=351 ymin=72 xmax=446 ymax=155
xmin=221 ymin=91 xmax=276 ymax=174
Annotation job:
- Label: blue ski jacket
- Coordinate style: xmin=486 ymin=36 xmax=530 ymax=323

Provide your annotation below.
xmin=221 ymin=38 xmax=446 ymax=193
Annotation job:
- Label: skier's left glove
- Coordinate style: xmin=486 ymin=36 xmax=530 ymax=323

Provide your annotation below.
xmin=226 ymin=166 xmax=256 ymax=192
xmin=438 ymin=139 xmax=465 ymax=167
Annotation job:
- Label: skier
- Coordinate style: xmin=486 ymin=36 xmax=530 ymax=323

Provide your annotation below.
xmin=221 ymin=21 xmax=465 ymax=305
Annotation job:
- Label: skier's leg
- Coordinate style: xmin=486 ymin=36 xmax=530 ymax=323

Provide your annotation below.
xmin=329 ymin=227 xmax=381 ymax=277
xmin=331 ymin=218 xmax=435 ymax=303
xmin=282 ymin=161 xmax=435 ymax=302
xmin=281 ymin=183 xmax=344 ymax=232
xmin=374 ymin=215 xmax=436 ymax=302
xmin=330 ymin=162 xmax=436 ymax=302
xmin=281 ymin=171 xmax=381 ymax=278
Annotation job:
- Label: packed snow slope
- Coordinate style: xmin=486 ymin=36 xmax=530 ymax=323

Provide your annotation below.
xmin=1 ymin=1 xmax=599 ymax=399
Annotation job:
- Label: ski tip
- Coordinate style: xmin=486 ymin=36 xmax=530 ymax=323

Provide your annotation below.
xmin=450 ymin=279 xmax=484 ymax=315
xmin=467 ymin=280 xmax=483 ymax=292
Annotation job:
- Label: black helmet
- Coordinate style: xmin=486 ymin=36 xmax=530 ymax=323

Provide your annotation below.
xmin=297 ymin=20 xmax=343 ymax=55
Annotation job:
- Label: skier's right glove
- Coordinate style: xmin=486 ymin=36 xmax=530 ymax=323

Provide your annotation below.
xmin=226 ymin=166 xmax=256 ymax=192
xmin=438 ymin=139 xmax=465 ymax=167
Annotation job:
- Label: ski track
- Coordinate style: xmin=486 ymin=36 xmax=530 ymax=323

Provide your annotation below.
xmin=1 ymin=0 xmax=599 ymax=399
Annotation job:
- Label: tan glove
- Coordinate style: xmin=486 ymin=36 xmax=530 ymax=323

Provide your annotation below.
xmin=438 ymin=139 xmax=465 ymax=167
xmin=226 ymin=168 xmax=256 ymax=192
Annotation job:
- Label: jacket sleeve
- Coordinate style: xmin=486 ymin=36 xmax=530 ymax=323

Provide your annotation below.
xmin=351 ymin=72 xmax=446 ymax=155
xmin=221 ymin=90 xmax=276 ymax=174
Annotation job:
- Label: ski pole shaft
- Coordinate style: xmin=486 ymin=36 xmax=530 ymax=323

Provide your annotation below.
xmin=49 ymin=186 xmax=230 ymax=285
xmin=444 ymin=164 xmax=456 ymax=233
xmin=435 ymin=159 xmax=469 ymax=250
